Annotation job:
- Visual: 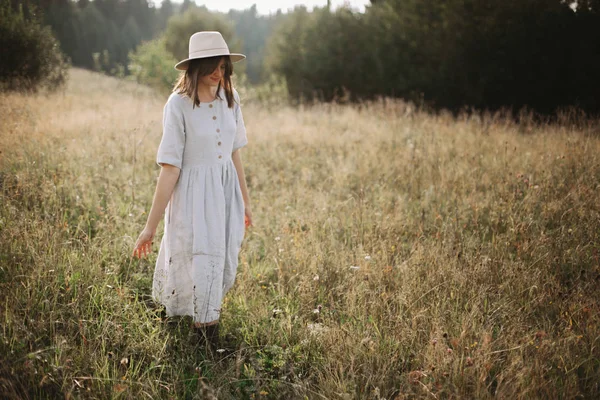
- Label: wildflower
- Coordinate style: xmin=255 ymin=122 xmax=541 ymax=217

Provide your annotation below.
xmin=275 ymin=236 xmax=281 ymax=241
xmin=216 ymin=349 xmax=225 ymax=353
xmin=113 ymin=383 xmax=127 ymax=393
xmin=408 ymin=370 xmax=425 ymax=384
xmin=466 ymin=356 xmax=474 ymax=367
xmin=534 ymin=330 xmax=547 ymax=339
xmin=350 ymin=265 xmax=360 ymax=270
xmin=431 ymin=339 xmax=437 ymax=346
xmin=446 ymin=348 xmax=453 ymax=354
xmin=364 ymin=255 xmax=372 ymax=261
xmin=313 ymin=274 xmax=319 ymax=281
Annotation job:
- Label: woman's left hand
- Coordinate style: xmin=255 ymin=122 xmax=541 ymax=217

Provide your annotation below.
xmin=244 ymin=207 xmax=253 ymax=228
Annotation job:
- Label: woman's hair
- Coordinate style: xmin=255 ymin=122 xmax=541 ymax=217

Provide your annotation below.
xmin=173 ymin=56 xmax=235 ymax=108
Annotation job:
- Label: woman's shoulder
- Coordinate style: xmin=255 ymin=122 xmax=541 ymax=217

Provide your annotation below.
xmin=166 ymin=91 xmax=190 ymax=109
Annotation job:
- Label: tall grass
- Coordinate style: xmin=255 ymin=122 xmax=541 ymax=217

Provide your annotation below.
xmin=1 ymin=68 xmax=599 ymax=399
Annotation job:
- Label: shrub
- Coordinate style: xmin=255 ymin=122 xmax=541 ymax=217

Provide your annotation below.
xmin=128 ymin=36 xmax=179 ymax=95
xmin=0 ymin=1 xmax=68 ymax=92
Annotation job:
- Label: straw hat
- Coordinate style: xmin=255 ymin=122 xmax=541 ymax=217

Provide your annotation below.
xmin=174 ymin=31 xmax=245 ymax=71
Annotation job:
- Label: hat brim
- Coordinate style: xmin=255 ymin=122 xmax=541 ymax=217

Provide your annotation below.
xmin=174 ymin=53 xmax=246 ymax=71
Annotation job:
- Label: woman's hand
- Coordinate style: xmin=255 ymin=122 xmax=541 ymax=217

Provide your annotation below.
xmin=244 ymin=207 xmax=253 ymax=228
xmin=133 ymin=227 xmax=156 ymax=258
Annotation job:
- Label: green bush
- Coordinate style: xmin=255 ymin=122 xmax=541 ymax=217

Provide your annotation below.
xmin=128 ymin=36 xmax=180 ymax=95
xmin=0 ymin=1 xmax=68 ymax=92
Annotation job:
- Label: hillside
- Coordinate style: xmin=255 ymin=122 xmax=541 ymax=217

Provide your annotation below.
xmin=1 ymin=69 xmax=599 ymax=399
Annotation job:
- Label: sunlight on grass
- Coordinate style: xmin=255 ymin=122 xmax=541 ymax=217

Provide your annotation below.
xmin=0 ymin=68 xmax=599 ymax=399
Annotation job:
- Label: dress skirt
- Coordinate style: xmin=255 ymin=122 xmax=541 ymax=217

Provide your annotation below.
xmin=152 ymin=159 xmax=245 ymax=323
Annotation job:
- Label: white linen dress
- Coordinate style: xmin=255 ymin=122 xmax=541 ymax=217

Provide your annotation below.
xmin=152 ymin=88 xmax=247 ymax=324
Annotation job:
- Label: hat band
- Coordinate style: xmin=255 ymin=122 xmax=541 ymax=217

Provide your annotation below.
xmin=189 ymin=47 xmax=231 ymax=57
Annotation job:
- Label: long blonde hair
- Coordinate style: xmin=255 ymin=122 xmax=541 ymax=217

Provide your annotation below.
xmin=173 ymin=56 xmax=234 ymax=108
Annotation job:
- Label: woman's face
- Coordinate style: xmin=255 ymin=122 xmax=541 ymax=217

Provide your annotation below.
xmin=199 ymin=58 xmax=226 ymax=88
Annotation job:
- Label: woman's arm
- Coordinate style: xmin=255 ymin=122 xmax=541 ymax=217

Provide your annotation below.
xmin=133 ymin=164 xmax=180 ymax=258
xmin=232 ymin=149 xmax=252 ymax=226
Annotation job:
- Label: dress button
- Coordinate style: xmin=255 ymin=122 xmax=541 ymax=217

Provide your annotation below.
xmin=216 ymin=129 xmax=220 ymax=133
xmin=218 ymin=155 xmax=222 ymax=159
xmin=212 ymin=116 xmax=217 ymax=120
xmin=218 ymin=141 xmax=222 ymax=146
xmin=209 ymin=104 xmax=213 ymax=108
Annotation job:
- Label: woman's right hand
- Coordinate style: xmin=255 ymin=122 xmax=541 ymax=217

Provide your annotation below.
xmin=133 ymin=227 xmax=156 ymax=258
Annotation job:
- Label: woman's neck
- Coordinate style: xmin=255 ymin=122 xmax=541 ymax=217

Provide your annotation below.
xmin=197 ymin=83 xmax=218 ymax=103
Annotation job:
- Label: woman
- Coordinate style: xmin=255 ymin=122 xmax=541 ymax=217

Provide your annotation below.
xmin=132 ymin=31 xmax=252 ymax=344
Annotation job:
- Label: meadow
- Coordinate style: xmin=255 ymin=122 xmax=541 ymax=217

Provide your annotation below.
xmin=1 ymin=69 xmax=599 ymax=399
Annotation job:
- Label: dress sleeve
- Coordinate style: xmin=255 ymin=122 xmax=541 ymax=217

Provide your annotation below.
xmin=232 ymin=90 xmax=248 ymax=152
xmin=156 ymin=96 xmax=185 ymax=169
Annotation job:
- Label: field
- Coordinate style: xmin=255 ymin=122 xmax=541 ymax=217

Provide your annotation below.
xmin=1 ymin=69 xmax=599 ymax=399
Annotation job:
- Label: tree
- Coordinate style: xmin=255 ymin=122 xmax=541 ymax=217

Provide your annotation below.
xmin=228 ymin=4 xmax=281 ymax=83
xmin=179 ymin=0 xmax=193 ymax=14
xmin=157 ymin=0 xmax=174 ymax=31
xmin=124 ymin=0 xmax=156 ymax=40
xmin=0 ymin=0 xmax=68 ymax=92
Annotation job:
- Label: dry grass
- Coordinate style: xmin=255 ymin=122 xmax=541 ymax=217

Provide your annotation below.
xmin=1 ymin=68 xmax=599 ymax=399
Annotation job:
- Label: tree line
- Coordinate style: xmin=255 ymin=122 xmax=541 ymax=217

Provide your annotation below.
xmin=268 ymin=0 xmax=600 ymax=114
xmin=3 ymin=0 xmax=600 ymax=114
xmin=8 ymin=0 xmax=278 ymax=83
xmin=12 ymin=0 xmax=177 ymax=75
